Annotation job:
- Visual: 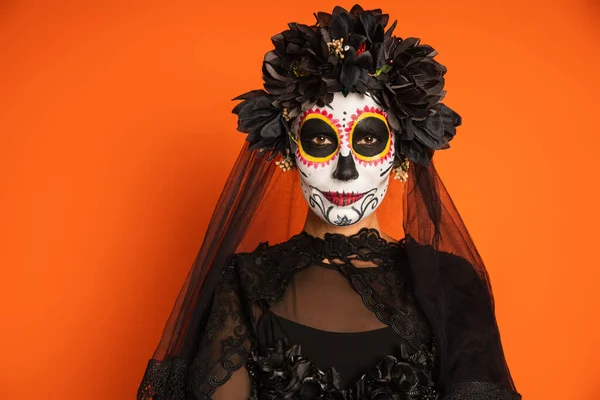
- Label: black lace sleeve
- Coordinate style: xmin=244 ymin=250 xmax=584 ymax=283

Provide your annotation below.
xmin=137 ymin=255 xmax=255 ymax=400
xmin=405 ymin=240 xmax=521 ymax=400
xmin=185 ymin=255 xmax=255 ymax=398
xmin=437 ymin=252 xmax=520 ymax=399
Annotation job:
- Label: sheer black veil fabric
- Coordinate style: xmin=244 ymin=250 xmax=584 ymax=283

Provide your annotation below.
xmin=136 ymin=140 xmax=520 ymax=399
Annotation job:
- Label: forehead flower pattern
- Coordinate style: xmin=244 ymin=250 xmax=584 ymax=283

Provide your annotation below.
xmin=232 ymin=4 xmax=461 ymax=167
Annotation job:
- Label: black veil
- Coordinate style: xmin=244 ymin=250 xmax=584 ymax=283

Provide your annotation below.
xmin=136 ymin=140 xmax=519 ymax=398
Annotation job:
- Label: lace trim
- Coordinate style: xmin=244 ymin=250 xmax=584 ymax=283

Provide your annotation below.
xmin=188 ymin=257 xmax=254 ymax=398
xmin=137 ymin=358 xmax=187 ymax=400
xmin=299 ymin=227 xmax=404 ymax=262
xmin=443 ymin=381 xmax=522 ymax=400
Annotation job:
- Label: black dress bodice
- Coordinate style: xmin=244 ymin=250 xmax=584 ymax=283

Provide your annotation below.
xmin=256 ymin=308 xmax=406 ymax=388
xmin=235 ymin=228 xmax=437 ymax=399
xmin=253 ymin=306 xmax=438 ymax=399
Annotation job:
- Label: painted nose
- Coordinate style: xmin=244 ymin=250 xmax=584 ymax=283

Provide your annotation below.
xmin=333 ymin=153 xmax=359 ymax=181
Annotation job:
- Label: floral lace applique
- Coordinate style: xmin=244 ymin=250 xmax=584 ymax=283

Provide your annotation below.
xmin=247 ymin=339 xmax=438 ymax=400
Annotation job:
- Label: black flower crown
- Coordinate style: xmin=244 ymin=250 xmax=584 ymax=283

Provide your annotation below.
xmin=232 ymin=4 xmax=461 ymax=167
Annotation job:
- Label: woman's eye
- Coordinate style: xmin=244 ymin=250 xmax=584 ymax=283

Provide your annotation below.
xmin=357 ymin=136 xmax=378 ymax=145
xmin=312 ymin=135 xmax=332 ymax=146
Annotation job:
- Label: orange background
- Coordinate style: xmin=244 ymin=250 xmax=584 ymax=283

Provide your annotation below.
xmin=1 ymin=1 xmax=599 ymax=399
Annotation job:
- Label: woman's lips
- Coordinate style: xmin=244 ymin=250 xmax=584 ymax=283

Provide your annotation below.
xmin=323 ymin=191 xmax=365 ymax=207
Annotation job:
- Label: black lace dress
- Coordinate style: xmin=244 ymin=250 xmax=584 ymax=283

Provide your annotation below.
xmin=188 ymin=229 xmax=440 ymax=399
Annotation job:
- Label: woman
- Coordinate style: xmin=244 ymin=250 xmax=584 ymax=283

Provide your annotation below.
xmin=137 ymin=5 xmax=521 ymax=399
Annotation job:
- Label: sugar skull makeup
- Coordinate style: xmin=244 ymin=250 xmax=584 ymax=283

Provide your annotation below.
xmin=289 ymin=92 xmax=395 ymax=226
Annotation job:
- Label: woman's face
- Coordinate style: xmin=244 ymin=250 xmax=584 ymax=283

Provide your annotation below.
xmin=290 ymin=92 xmax=395 ymax=226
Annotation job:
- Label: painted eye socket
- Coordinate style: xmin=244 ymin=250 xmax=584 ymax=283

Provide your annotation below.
xmin=298 ymin=115 xmax=340 ymax=161
xmin=350 ymin=114 xmax=391 ymax=160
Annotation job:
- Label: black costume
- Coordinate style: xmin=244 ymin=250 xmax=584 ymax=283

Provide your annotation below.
xmin=137 ymin=5 xmax=521 ymax=399
xmin=196 ymin=228 xmax=437 ymax=398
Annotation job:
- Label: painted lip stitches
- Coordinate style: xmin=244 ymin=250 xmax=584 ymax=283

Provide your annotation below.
xmin=323 ymin=191 xmax=365 ymax=207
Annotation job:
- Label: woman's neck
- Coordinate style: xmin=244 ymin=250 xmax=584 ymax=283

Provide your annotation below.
xmin=302 ymin=210 xmax=397 ymax=243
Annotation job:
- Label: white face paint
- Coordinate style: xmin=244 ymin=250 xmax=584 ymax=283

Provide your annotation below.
xmin=290 ymin=92 xmax=395 ymax=226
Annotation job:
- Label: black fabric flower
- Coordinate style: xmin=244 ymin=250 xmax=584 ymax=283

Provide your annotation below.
xmin=353 ymin=345 xmax=438 ymax=400
xmin=233 ymin=4 xmax=462 ymax=167
xmin=250 ymin=339 xmax=437 ymax=400
xmin=319 ymin=6 xmax=390 ymax=91
xmin=232 ymin=90 xmax=287 ymax=159
xmin=263 ymin=22 xmax=340 ymax=118
xmin=397 ymin=103 xmax=462 ymax=166
xmin=254 ymin=341 xmax=344 ymax=399
xmin=376 ymin=37 xmax=447 ymax=124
